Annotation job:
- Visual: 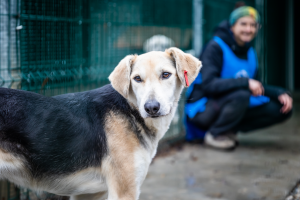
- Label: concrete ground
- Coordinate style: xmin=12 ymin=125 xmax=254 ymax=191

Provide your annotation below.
xmin=140 ymin=103 xmax=300 ymax=200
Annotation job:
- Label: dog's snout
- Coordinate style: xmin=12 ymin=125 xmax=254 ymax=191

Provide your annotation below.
xmin=144 ymin=101 xmax=160 ymax=115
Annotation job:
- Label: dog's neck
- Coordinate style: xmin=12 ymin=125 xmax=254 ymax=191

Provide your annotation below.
xmin=144 ymin=103 xmax=178 ymax=138
xmin=142 ymin=100 xmax=179 ymax=158
xmin=143 ymin=88 xmax=183 ymax=158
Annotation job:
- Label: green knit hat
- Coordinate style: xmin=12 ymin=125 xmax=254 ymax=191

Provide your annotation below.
xmin=229 ymin=6 xmax=260 ymax=25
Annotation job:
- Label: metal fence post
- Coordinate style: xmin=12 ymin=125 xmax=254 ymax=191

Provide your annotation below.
xmin=193 ymin=0 xmax=203 ymax=58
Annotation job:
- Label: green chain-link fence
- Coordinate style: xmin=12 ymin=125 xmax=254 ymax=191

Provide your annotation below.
xmin=0 ymin=181 xmax=19 ymax=200
xmin=1 ymin=0 xmax=192 ymax=137
xmin=1 ymin=0 xmax=266 ymax=199
xmin=18 ymin=0 xmax=192 ymax=95
xmin=1 ymin=0 xmax=192 ymax=199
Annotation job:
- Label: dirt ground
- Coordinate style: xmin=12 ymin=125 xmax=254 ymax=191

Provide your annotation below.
xmin=140 ymin=103 xmax=300 ymax=200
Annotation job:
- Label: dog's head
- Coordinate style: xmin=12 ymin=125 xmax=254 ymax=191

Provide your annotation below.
xmin=109 ymin=47 xmax=202 ymax=118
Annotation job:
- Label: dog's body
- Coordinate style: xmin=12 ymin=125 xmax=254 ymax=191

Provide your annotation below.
xmin=0 ymin=49 xmax=201 ymax=200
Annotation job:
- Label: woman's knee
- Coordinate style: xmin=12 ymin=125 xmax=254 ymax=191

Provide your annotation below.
xmin=227 ymin=89 xmax=251 ymax=107
xmin=265 ymin=100 xmax=292 ymax=122
xmin=239 ymin=90 xmax=251 ymax=101
xmin=215 ymin=90 xmax=250 ymax=115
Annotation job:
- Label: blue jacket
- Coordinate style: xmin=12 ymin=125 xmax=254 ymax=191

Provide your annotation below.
xmin=184 ymin=21 xmax=288 ymax=140
xmin=185 ymin=36 xmax=269 ymax=119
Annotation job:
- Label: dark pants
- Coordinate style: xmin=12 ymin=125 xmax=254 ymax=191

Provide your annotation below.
xmin=187 ymin=89 xmax=292 ymax=137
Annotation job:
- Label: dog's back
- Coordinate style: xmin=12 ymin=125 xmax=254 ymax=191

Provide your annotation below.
xmin=0 ymin=85 xmax=134 ymax=178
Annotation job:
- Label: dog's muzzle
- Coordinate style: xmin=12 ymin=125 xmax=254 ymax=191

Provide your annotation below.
xmin=144 ymin=100 xmax=160 ymax=118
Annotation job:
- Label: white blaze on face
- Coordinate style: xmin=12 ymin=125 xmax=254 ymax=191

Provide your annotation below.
xmin=129 ymin=52 xmax=180 ymax=118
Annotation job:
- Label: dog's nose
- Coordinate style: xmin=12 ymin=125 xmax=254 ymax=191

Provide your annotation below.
xmin=144 ymin=101 xmax=160 ymax=115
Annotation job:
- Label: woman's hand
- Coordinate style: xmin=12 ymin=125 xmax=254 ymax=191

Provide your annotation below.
xmin=248 ymin=79 xmax=264 ymax=96
xmin=278 ymin=93 xmax=293 ymax=114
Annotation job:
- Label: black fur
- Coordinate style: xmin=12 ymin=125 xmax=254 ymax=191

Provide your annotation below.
xmin=0 ymin=84 xmax=154 ymax=178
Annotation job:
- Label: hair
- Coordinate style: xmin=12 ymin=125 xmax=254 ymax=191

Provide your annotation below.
xmin=229 ymin=5 xmax=260 ymax=25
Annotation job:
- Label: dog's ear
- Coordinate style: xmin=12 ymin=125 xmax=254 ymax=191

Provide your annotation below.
xmin=165 ymin=47 xmax=202 ymax=87
xmin=109 ymin=55 xmax=137 ymax=98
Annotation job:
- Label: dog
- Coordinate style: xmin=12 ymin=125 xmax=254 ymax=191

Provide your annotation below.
xmin=143 ymin=35 xmax=175 ymax=52
xmin=0 ymin=47 xmax=201 ymax=200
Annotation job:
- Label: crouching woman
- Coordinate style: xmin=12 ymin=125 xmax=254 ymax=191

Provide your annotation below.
xmin=185 ymin=6 xmax=292 ymax=150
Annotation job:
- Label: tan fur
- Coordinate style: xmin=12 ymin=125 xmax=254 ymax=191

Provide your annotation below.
xmin=1 ymin=48 xmax=202 ymax=200
xmin=109 ymin=55 xmax=137 ymax=99
xmin=165 ymin=48 xmax=202 ymax=87
xmin=0 ymin=148 xmax=25 ymax=169
xmin=0 ymin=148 xmax=13 ymax=162
xmin=103 ymin=111 xmax=141 ymax=200
xmin=0 ymin=148 xmax=31 ymax=188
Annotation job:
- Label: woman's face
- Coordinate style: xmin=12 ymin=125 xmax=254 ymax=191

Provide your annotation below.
xmin=231 ymin=16 xmax=258 ymax=46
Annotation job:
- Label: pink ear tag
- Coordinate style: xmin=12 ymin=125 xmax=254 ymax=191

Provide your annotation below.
xmin=184 ymin=70 xmax=189 ymax=86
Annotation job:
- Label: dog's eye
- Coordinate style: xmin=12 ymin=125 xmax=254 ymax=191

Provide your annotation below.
xmin=162 ymin=72 xmax=171 ymax=79
xmin=133 ymin=76 xmax=142 ymax=83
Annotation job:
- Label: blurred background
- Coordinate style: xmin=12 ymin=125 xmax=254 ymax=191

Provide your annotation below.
xmin=0 ymin=0 xmax=297 ymax=199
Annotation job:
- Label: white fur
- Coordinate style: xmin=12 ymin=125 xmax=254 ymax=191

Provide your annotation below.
xmin=1 ymin=49 xmax=200 ymax=200
xmin=134 ymin=148 xmax=151 ymax=198
xmin=0 ymin=151 xmax=30 ymax=187
xmin=0 ymin=150 xmax=107 ymax=196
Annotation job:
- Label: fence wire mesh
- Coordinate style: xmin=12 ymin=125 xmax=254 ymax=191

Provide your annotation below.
xmin=0 ymin=0 xmax=265 ymax=199
xmin=1 ymin=1 xmax=191 ymax=198
xmin=1 ymin=0 xmax=192 ymax=142
xmin=14 ymin=0 xmax=192 ymax=96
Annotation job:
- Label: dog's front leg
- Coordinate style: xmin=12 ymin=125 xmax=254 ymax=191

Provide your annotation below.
xmin=105 ymin=156 xmax=149 ymax=200
xmin=106 ymin=172 xmax=140 ymax=200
